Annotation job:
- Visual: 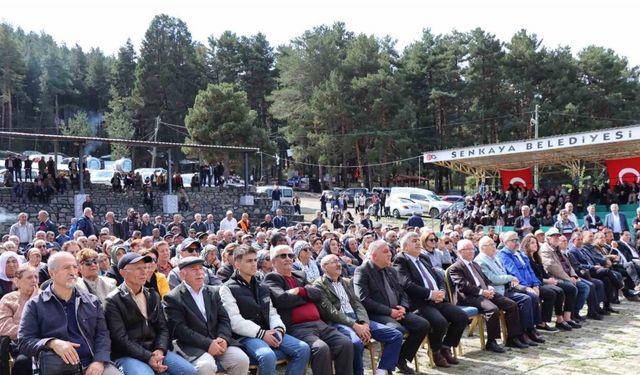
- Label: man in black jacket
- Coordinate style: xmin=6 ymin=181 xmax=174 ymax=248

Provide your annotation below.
xmin=393 ymin=232 xmax=468 ymax=367
xmin=514 ymin=205 xmax=540 ymax=237
xmin=354 ymin=240 xmax=430 ymax=374
xmin=263 ymin=244 xmax=353 ymax=375
xmin=219 ymin=246 xmax=310 ymax=375
xmin=104 ymin=253 xmax=196 ymax=375
xmin=164 ymin=256 xmax=249 ymax=375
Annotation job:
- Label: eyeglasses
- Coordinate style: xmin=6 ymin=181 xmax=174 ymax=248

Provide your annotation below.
xmin=277 ymin=253 xmax=295 ymax=260
xmin=263 ymin=257 xmax=271 ymax=261
xmin=81 ymin=259 xmax=98 ymax=266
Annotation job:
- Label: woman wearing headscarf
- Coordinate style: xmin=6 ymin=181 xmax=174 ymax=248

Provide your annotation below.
xmin=201 ymin=244 xmax=221 ymax=271
xmin=0 ymin=252 xmax=21 ymax=299
xmin=292 ymin=240 xmax=322 ymax=282
xmin=342 ymin=236 xmax=363 ymax=266
xmin=255 ymin=249 xmax=272 ymax=281
xmin=317 ymin=238 xmax=353 ymax=277
xmin=105 ymin=244 xmax=126 ymax=285
xmin=0 ymin=264 xmax=39 ymax=375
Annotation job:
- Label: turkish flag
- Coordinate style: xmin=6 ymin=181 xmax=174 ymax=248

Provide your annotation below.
xmin=500 ymin=168 xmax=533 ymax=191
xmin=605 ymin=157 xmax=640 ymax=188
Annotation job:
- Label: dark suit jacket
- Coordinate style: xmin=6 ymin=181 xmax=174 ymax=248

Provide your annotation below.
xmin=582 ymin=215 xmax=603 ymax=231
xmin=262 ymin=271 xmax=324 ymax=328
xmin=353 ymin=261 xmax=409 ymax=317
xmin=447 ymin=259 xmax=492 ymax=305
xmin=393 ymin=252 xmax=446 ymax=310
xmin=162 ymin=284 xmax=233 ymax=361
xmin=604 ymin=213 xmax=629 ymax=233
xmin=615 ymin=240 xmax=638 ymax=262
xmin=514 ymin=215 xmax=540 ymax=237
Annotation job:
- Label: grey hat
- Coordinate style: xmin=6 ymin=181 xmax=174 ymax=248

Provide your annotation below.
xmin=293 ymin=240 xmax=311 ymax=258
xmin=178 ymin=256 xmax=205 ymax=270
xmin=180 ymin=238 xmax=202 ymax=253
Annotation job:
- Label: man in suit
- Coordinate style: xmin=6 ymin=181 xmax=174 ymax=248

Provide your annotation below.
xmin=514 ymin=205 xmax=540 ymax=237
xmin=474 ymin=236 xmax=541 ymax=347
xmin=163 ymin=256 xmax=249 ymax=375
xmin=604 ymin=203 xmax=629 ymax=240
xmin=539 ymin=228 xmax=594 ymax=321
xmin=263 ymin=244 xmax=354 ymax=375
xmin=316 ymin=254 xmax=403 ymax=375
xmin=582 ymin=204 xmax=603 ymax=233
xmin=393 ymin=232 xmax=467 ymax=367
xmin=104 ymin=253 xmax=196 ymax=375
xmin=566 ymin=233 xmax=608 ymax=320
xmin=273 ymin=208 xmax=289 ymax=229
xmin=219 ymin=246 xmax=310 ymax=375
xmin=447 ymin=239 xmax=523 ymax=353
xmin=608 ymin=230 xmax=640 ymax=289
xmin=354 ymin=240 xmax=430 ymax=374
xmin=616 ymin=230 xmax=640 ymax=272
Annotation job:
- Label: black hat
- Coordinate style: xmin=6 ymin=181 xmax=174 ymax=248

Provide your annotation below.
xmin=173 ymin=233 xmax=185 ymax=240
xmin=180 ymin=238 xmax=202 ymax=252
xmin=58 ymin=224 xmax=68 ymax=230
xmin=178 ymin=256 xmax=205 ymax=270
xmin=163 ymin=233 xmax=174 ymax=239
xmin=118 ymin=253 xmax=152 ymax=270
xmin=196 ymin=232 xmax=207 ymax=239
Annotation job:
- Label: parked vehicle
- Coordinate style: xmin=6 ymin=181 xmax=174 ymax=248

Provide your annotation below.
xmin=90 ymin=169 xmax=117 ymax=186
xmin=389 ymin=187 xmax=451 ymax=217
xmin=441 ymin=195 xmax=465 ymax=203
xmin=369 ymin=196 xmax=423 ymax=218
xmin=256 ymin=185 xmax=294 ymax=205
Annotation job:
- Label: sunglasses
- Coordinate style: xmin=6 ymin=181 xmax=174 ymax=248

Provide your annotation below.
xmin=81 ymin=259 xmax=98 ymax=266
xmin=186 ymin=248 xmax=199 ymax=253
xmin=428 ymin=238 xmax=437 ymax=242
xmin=277 ymin=253 xmax=295 ymax=260
xmin=444 ymin=241 xmax=451 ymax=245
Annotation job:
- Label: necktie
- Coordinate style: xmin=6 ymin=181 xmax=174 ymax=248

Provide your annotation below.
xmin=381 ymin=269 xmax=398 ymax=307
xmin=469 ymin=262 xmax=488 ymax=289
xmin=414 ymin=259 xmax=436 ymax=290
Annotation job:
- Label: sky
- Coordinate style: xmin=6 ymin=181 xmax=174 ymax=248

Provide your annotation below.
xmin=2 ymin=0 xmax=640 ymax=65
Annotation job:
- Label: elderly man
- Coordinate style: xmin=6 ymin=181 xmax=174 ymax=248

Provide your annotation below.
xmin=539 ymin=228 xmax=593 ymax=324
xmin=316 ymin=254 xmax=403 ymax=375
xmin=219 ymin=246 xmax=310 ymax=375
xmin=18 ymin=252 xmax=120 ymax=375
xmin=273 ymin=208 xmax=288 ymax=229
xmin=583 ymin=204 xmax=603 ymax=233
xmin=393 ymin=232 xmax=468 ymax=367
xmin=604 ymin=204 xmax=629 ymax=240
xmin=77 ymin=208 xmax=96 ymax=237
xmin=220 ymin=211 xmax=238 ymax=232
xmin=163 ymin=256 xmax=250 ymax=375
xmin=448 ymin=239 xmax=522 ymax=353
xmin=474 ymin=236 xmax=541 ymax=347
xmin=36 ymin=210 xmax=58 ymax=237
xmin=514 ymin=205 xmax=539 ymax=237
xmin=105 ymin=253 xmax=196 ymax=375
xmin=9 ymin=212 xmax=34 ymax=250
xmin=354 ymin=240 xmax=429 ymax=374
xmin=263 ymin=244 xmax=354 ymax=375
xmin=566 ymin=232 xmax=608 ymax=320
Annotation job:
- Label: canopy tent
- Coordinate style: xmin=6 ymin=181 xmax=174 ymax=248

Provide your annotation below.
xmin=422 ymin=124 xmax=640 ymax=180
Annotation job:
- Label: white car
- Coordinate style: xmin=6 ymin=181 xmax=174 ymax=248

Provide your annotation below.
xmin=390 ymin=187 xmax=451 ymax=217
xmin=369 ymin=196 xmax=423 ymax=218
xmin=90 ymin=169 xmax=117 ymax=186
xmin=256 ymin=185 xmax=294 ymax=205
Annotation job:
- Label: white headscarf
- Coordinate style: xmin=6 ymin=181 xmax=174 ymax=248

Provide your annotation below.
xmin=0 ymin=252 xmax=21 ymax=281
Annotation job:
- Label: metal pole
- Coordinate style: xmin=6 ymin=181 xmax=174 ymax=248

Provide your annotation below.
xmin=418 ymin=156 xmax=421 ymax=187
xmin=533 ymin=104 xmax=539 ymax=190
xmin=168 ymin=149 xmax=173 ymax=194
xmin=151 ymin=116 xmax=160 ymax=168
xmin=244 ymin=152 xmax=249 ymax=194
xmin=79 ymin=143 xmax=84 ymax=194
xmin=260 ymin=152 xmax=263 ymax=184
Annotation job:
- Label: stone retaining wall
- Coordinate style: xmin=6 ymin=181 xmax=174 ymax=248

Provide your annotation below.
xmin=0 ymin=184 xmax=303 ymax=234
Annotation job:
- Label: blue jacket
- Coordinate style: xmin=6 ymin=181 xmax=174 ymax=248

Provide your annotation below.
xmin=604 ymin=212 xmax=629 ymax=233
xmin=76 ymin=215 xmax=96 ymax=237
xmin=567 ymin=244 xmax=596 ymax=272
xmin=407 ymin=215 xmax=425 ymax=228
xmin=17 ymin=285 xmax=111 ymax=363
xmin=497 ymin=248 xmax=540 ymax=288
xmin=273 ymin=216 xmax=288 ymax=229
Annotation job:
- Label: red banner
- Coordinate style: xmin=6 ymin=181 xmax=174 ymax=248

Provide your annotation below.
xmin=605 ymin=156 xmax=640 ymax=188
xmin=500 ymin=168 xmax=533 ymax=191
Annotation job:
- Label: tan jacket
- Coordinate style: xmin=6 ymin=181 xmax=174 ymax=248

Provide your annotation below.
xmin=539 ymin=243 xmax=577 ymax=281
xmin=0 ymin=289 xmax=40 ymax=340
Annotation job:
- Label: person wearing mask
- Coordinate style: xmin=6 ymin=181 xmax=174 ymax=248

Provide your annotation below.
xmin=219 ymin=246 xmax=310 ymax=375
xmin=18 ymin=252 xmax=120 ymax=375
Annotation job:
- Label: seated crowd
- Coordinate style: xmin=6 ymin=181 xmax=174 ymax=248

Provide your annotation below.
xmin=0 ymin=201 xmax=639 ymax=375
